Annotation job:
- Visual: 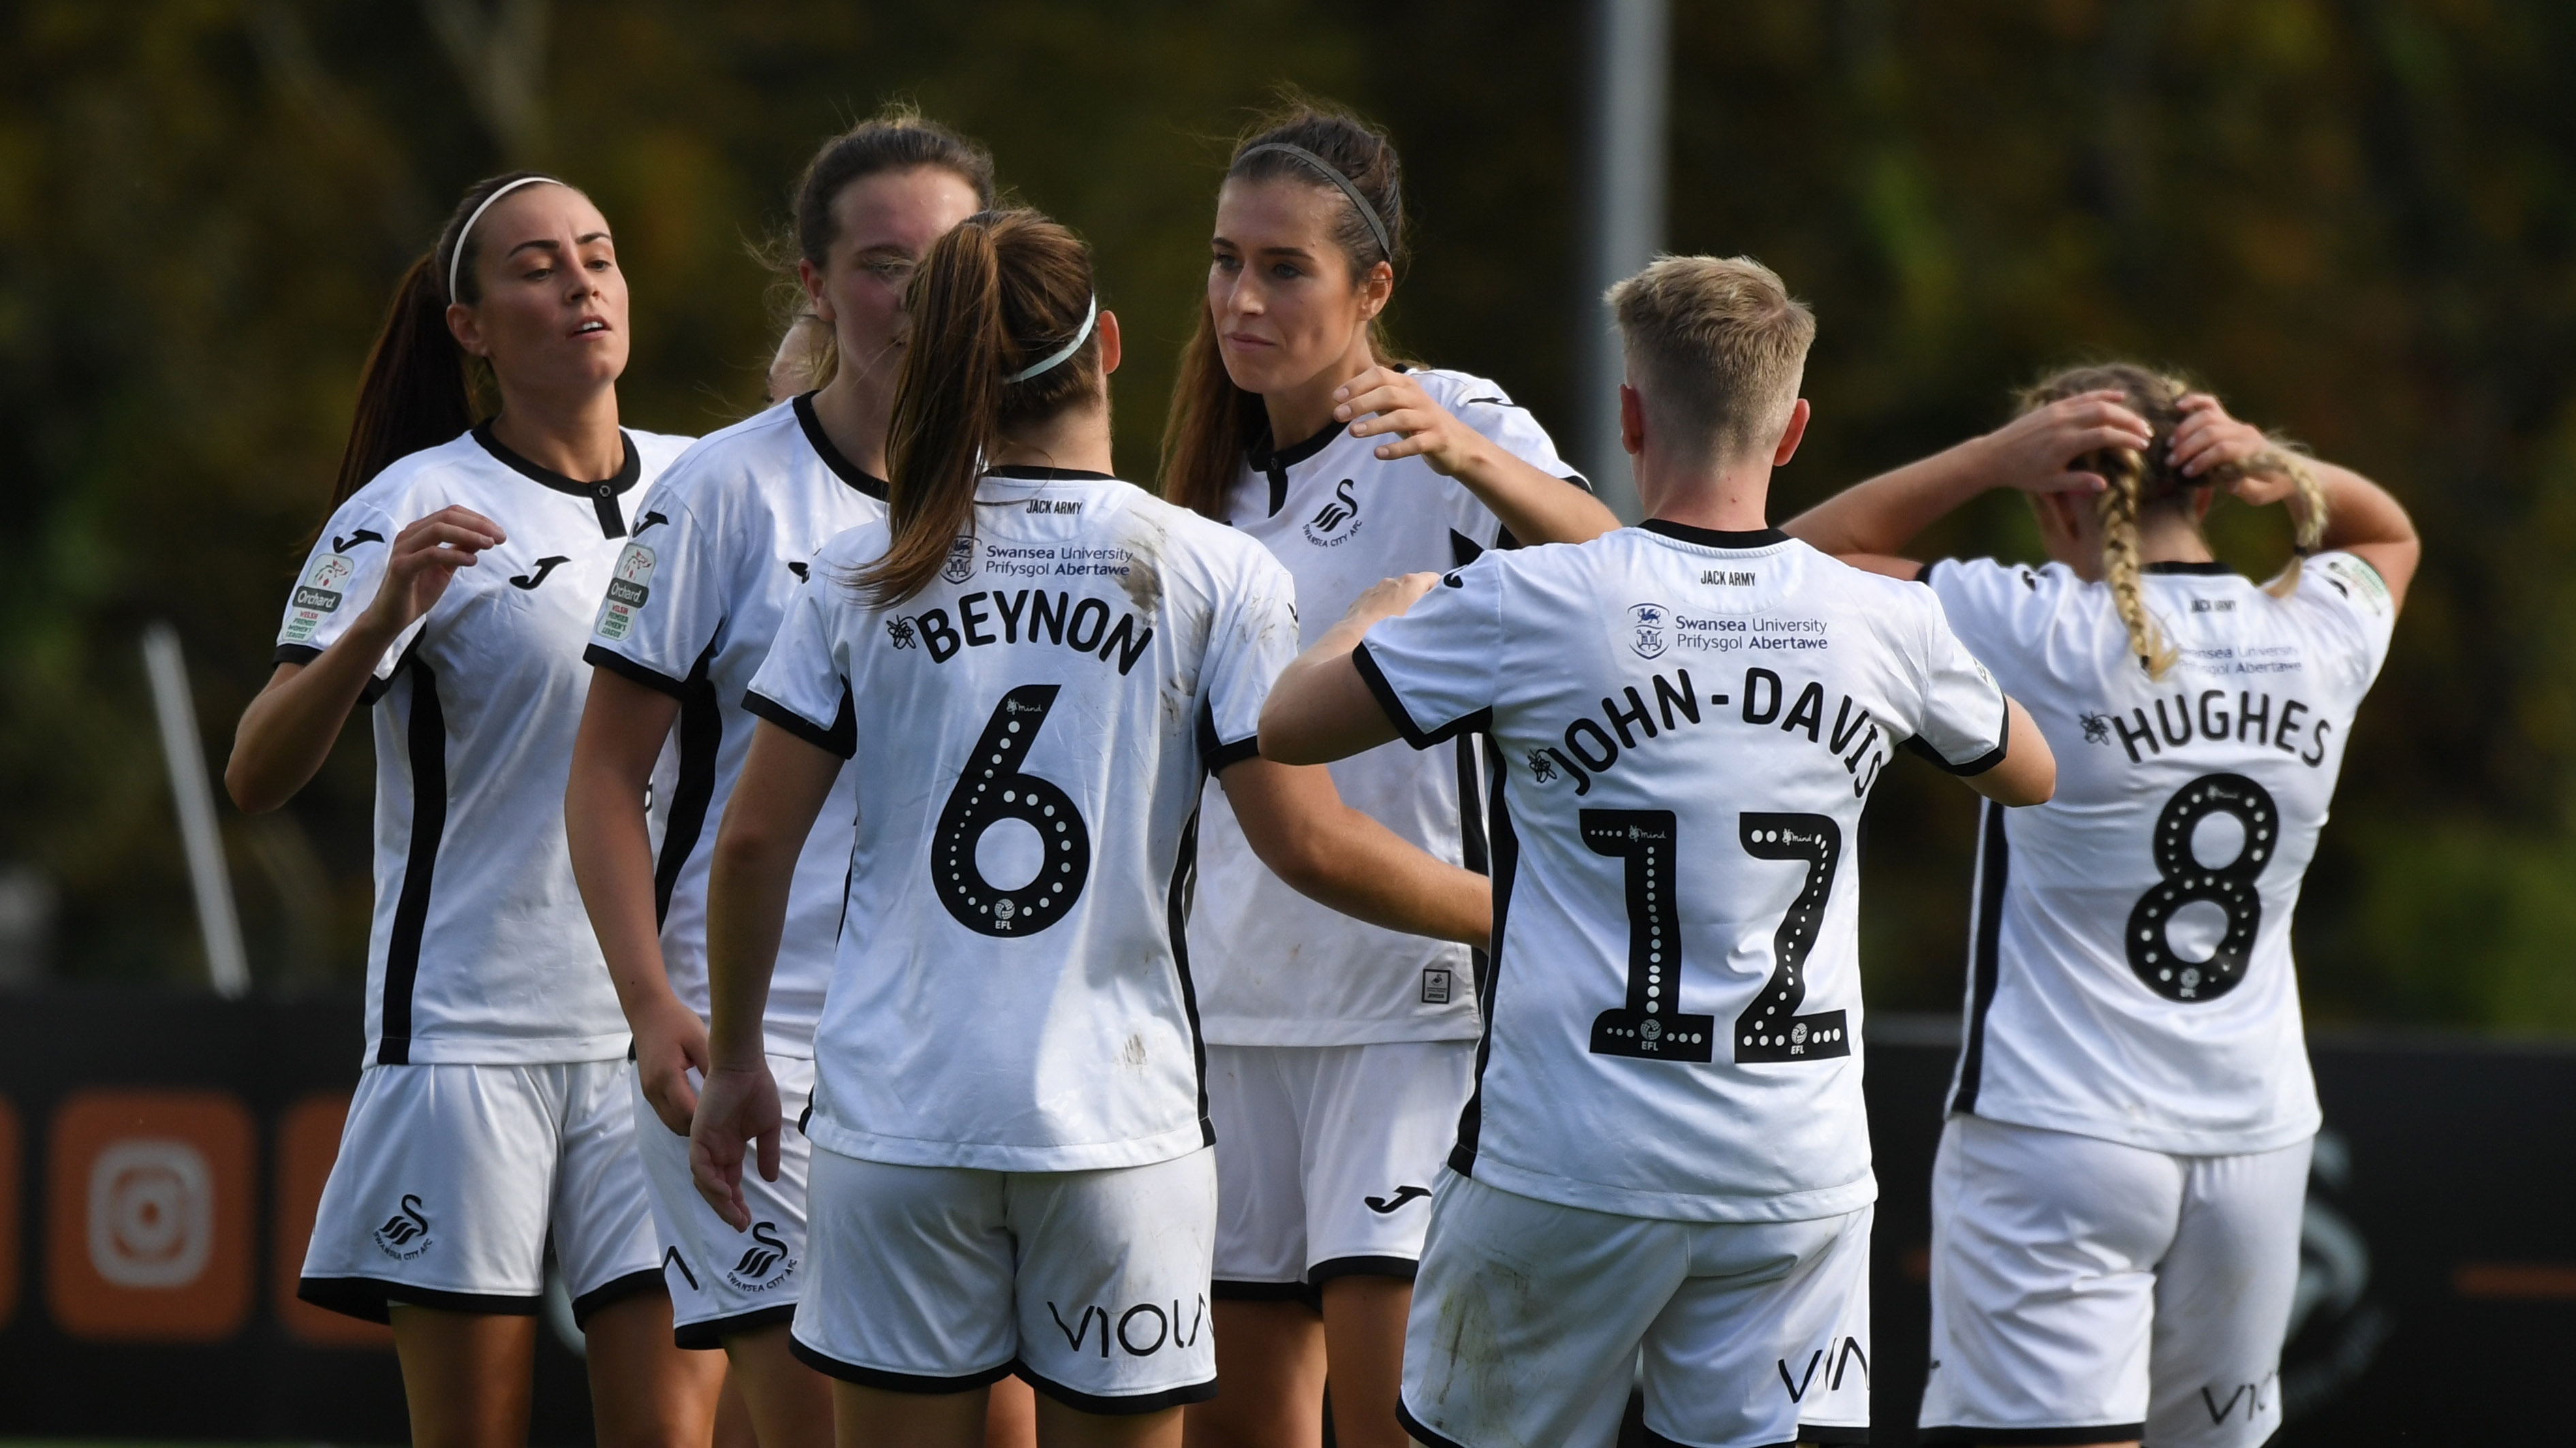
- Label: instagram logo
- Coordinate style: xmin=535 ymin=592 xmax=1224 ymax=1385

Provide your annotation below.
xmin=48 ymin=1090 xmax=251 ymax=1341
xmin=89 ymin=1140 xmax=213 ymax=1289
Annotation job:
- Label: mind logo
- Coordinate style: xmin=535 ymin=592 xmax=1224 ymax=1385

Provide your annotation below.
xmin=1629 ymin=603 xmax=1668 ymax=659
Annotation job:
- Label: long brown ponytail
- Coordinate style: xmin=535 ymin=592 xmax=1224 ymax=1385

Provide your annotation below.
xmin=2019 ymin=362 xmax=2330 ymax=681
xmin=326 ymin=170 xmax=572 ymax=511
xmin=849 ymin=209 xmax=1102 ymax=607
xmin=1160 ymin=97 xmax=1407 ymax=518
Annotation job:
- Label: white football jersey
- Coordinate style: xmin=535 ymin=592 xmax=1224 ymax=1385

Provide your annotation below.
xmin=1925 ymin=553 xmax=2397 ymax=1156
xmin=745 ymin=468 xmax=1298 ymax=1172
xmin=276 ymin=424 xmax=694 ymax=1067
xmin=583 ymin=396 xmax=884 ymax=1056
xmin=1358 ymin=523 xmax=2011 ymax=1221
xmin=1191 ymin=368 xmax=1587 ymax=1046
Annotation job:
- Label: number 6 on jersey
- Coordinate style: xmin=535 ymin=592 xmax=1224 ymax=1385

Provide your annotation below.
xmin=933 ymin=684 xmax=1092 ymax=937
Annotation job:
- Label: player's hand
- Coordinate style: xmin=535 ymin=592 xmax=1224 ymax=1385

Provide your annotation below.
xmin=1339 ymin=571 xmax=1442 ymax=633
xmin=2171 ymin=393 xmax=2285 ymax=494
xmin=689 ymin=1060 xmax=782 ymax=1232
xmin=362 ymin=505 xmax=505 ymax=636
xmin=633 ymin=1001 xmax=713 ymax=1137
xmin=1976 ymin=390 xmax=2151 ymax=496
xmin=1333 ymin=366 xmax=1488 ymax=477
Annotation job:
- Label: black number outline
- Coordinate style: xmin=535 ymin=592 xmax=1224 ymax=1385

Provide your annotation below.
xmin=932 ymin=684 xmax=1091 ymax=937
xmin=1733 ymin=813 xmax=1851 ymax=1063
xmin=2125 ymin=772 xmax=2276 ymax=1002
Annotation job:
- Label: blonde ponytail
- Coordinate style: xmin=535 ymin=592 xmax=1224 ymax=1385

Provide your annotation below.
xmin=2230 ymin=443 xmax=2331 ymax=598
xmin=2095 ymin=443 xmax=2179 ymax=680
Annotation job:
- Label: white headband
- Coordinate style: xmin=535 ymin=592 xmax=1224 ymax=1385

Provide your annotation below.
xmin=1007 ymin=294 xmax=1098 ymax=383
xmin=446 ymin=176 xmax=561 ymax=303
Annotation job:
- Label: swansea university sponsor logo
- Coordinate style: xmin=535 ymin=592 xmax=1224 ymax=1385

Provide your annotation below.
xmin=942 ymin=535 xmax=978 ymax=584
xmin=1629 ymin=602 xmax=1668 ymax=659
xmin=373 ymin=1193 xmax=433 ymax=1260
xmin=1303 ymin=479 xmax=1363 ymax=546
xmin=724 ymin=1221 xmax=796 ymax=1291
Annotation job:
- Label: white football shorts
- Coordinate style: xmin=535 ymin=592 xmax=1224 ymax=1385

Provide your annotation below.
xmin=299 ymin=1060 xmax=662 ymax=1323
xmin=792 ymin=1145 xmax=1217 ymax=1413
xmin=1399 ymin=1171 xmax=1872 ymax=1448
xmin=1918 ymin=1113 xmax=2312 ymax=1448
xmin=632 ymin=1053 xmax=816 ymax=1348
xmin=1207 ymin=1040 xmax=1472 ymax=1300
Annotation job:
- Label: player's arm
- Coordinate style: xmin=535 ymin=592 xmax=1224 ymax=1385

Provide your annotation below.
xmin=1259 ymin=571 xmax=1443 ymax=765
xmin=1964 ymin=696 xmax=2055 ymax=808
xmin=226 ymin=505 xmax=503 ymax=813
xmin=1783 ymin=391 xmax=2153 ymax=580
xmin=1333 ymin=366 xmax=1620 ymax=545
xmin=2169 ymin=393 xmax=2420 ymax=611
xmin=565 ymin=670 xmax=700 ymax=1137
xmin=1219 ymin=756 xmax=1489 ymax=951
xmin=692 ymin=719 xmax=838 ymax=1229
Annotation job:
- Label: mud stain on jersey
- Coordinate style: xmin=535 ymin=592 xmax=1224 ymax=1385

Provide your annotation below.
xmin=1121 ymin=1033 xmax=1148 ymax=1068
xmin=1427 ymin=1257 xmax=1532 ymax=1417
xmin=1117 ymin=516 xmax=1166 ymax=615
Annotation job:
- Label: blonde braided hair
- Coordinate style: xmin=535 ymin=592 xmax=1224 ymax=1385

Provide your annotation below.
xmin=2018 ymin=362 xmax=2330 ymax=680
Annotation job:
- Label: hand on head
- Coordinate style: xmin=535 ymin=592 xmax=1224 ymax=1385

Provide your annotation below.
xmin=1985 ymin=389 xmax=2153 ymax=496
xmin=2171 ymin=392 xmax=2294 ymax=500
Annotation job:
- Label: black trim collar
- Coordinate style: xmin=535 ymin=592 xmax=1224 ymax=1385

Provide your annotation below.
xmin=791 ymin=392 xmax=888 ymax=499
xmin=473 ymin=422 xmax=639 ymax=499
xmin=984 ymin=465 xmax=1117 ymax=482
xmin=1641 ymin=518 xmax=1790 ymax=549
xmin=2143 ymin=559 xmax=2233 ymax=576
xmin=1250 ymin=420 xmax=1347 ymax=473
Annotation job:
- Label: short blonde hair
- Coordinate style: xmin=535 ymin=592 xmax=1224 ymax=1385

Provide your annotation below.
xmin=1609 ymin=255 xmax=1816 ymax=466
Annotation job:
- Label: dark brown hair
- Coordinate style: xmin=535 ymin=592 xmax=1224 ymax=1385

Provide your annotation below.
xmin=849 ymin=209 xmax=1102 ymax=606
xmin=328 ymin=170 xmax=572 ymax=508
xmin=2019 ymin=361 xmax=2327 ymax=678
xmin=1159 ymin=97 xmax=1406 ymax=518
xmin=760 ymin=106 xmax=998 ymax=395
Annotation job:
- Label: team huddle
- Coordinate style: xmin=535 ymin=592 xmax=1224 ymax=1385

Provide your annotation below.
xmin=226 ymin=98 xmax=2419 ymax=1448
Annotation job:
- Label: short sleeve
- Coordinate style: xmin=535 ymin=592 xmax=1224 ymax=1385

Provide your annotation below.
xmin=586 ymin=487 xmax=725 ymax=696
xmin=1196 ymin=551 xmax=1300 ymax=773
xmin=2296 ymin=551 xmax=2399 ymax=687
xmin=1896 ymin=591 xmax=2012 ymax=775
xmin=1919 ymin=556 xmax=2072 ymax=671
xmin=743 ymin=567 xmax=855 ymax=759
xmin=1444 ymin=386 xmax=1592 ymax=551
xmin=1350 ymin=559 xmax=1504 ymax=749
xmin=273 ymin=498 xmax=419 ymax=704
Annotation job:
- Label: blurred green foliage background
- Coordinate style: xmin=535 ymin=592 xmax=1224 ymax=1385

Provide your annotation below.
xmin=4 ymin=0 xmax=2570 ymax=1030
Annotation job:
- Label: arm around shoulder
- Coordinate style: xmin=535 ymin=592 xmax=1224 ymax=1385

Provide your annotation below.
xmin=1217 ymin=754 xmax=1489 ymax=951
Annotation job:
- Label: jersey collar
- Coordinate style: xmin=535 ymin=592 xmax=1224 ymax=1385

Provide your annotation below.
xmin=1641 ymin=518 xmax=1790 ymax=550
xmin=2142 ymin=560 xmax=2234 ymax=576
xmin=984 ymin=465 xmax=1117 ymax=482
xmin=1249 ymin=420 xmax=1349 ymax=518
xmin=472 ymin=422 xmax=641 ymax=538
xmin=792 ymin=392 xmax=890 ymax=500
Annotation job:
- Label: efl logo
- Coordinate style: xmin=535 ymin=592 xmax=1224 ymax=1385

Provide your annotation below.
xmin=46 ymin=1089 xmax=252 ymax=1341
